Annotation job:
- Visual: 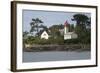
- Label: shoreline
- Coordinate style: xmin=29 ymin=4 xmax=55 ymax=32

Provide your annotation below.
xmin=23 ymin=44 xmax=90 ymax=52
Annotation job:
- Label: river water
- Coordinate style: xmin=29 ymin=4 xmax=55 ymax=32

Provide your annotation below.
xmin=23 ymin=51 xmax=90 ymax=62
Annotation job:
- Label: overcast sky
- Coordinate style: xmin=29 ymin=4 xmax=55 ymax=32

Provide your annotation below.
xmin=23 ymin=10 xmax=91 ymax=32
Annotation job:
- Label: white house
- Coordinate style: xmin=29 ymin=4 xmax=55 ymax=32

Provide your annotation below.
xmin=64 ymin=21 xmax=78 ymax=40
xmin=41 ymin=31 xmax=49 ymax=39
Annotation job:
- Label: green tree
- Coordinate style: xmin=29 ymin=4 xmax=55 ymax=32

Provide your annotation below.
xmin=30 ymin=18 xmax=43 ymax=36
xmin=69 ymin=24 xmax=74 ymax=32
xmin=72 ymin=14 xmax=91 ymax=44
xmin=23 ymin=31 xmax=28 ymax=37
xmin=49 ymin=24 xmax=61 ymax=38
xmin=23 ymin=31 xmax=29 ymax=48
xmin=23 ymin=31 xmax=29 ymax=39
xmin=72 ymin=14 xmax=89 ymax=29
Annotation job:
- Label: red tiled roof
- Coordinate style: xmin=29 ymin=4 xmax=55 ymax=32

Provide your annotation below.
xmin=64 ymin=20 xmax=69 ymax=27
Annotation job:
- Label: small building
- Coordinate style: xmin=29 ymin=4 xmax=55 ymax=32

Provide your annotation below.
xmin=64 ymin=32 xmax=78 ymax=40
xmin=41 ymin=31 xmax=49 ymax=39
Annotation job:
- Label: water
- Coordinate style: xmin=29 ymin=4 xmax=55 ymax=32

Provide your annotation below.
xmin=23 ymin=51 xmax=90 ymax=62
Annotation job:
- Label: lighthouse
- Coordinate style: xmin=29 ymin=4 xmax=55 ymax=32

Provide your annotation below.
xmin=64 ymin=20 xmax=78 ymax=40
xmin=64 ymin=20 xmax=69 ymax=34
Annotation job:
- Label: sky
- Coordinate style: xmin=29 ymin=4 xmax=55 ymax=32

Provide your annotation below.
xmin=23 ymin=10 xmax=91 ymax=32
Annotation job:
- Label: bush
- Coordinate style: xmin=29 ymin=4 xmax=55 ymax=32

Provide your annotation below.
xmin=23 ymin=35 xmax=65 ymax=45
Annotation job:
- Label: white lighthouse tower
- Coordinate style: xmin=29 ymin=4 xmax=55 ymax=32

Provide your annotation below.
xmin=64 ymin=20 xmax=69 ymax=34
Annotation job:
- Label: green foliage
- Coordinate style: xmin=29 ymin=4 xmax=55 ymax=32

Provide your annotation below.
xmin=69 ymin=24 xmax=74 ymax=32
xmin=49 ymin=24 xmax=63 ymax=37
xmin=23 ymin=36 xmax=35 ymax=45
xmin=30 ymin=18 xmax=43 ymax=36
xmin=72 ymin=14 xmax=89 ymax=27
xmin=72 ymin=14 xmax=91 ymax=44
xmin=23 ymin=35 xmax=64 ymax=45
xmin=48 ymin=36 xmax=64 ymax=45
xmin=74 ymin=25 xmax=91 ymax=44
xmin=23 ymin=31 xmax=29 ymax=39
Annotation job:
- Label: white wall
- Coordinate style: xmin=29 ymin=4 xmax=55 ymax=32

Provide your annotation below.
xmin=0 ymin=0 xmax=99 ymax=73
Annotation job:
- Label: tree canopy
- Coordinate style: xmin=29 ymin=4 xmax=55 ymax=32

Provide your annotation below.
xmin=72 ymin=14 xmax=90 ymax=29
xmin=72 ymin=14 xmax=91 ymax=44
xmin=30 ymin=18 xmax=43 ymax=36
